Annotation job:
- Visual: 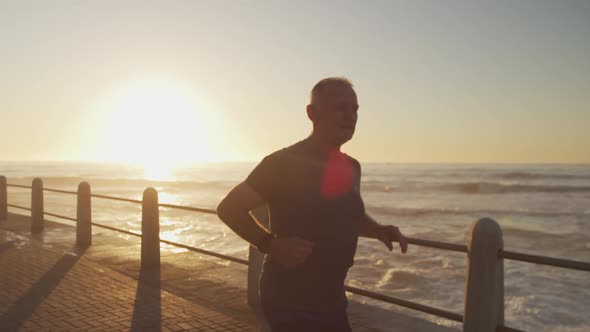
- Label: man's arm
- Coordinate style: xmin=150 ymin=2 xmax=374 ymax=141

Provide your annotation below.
xmin=354 ymin=160 xmax=407 ymax=253
xmin=357 ymin=213 xmax=408 ymax=253
xmin=216 ymin=181 xmax=270 ymax=247
xmin=217 ymin=182 xmax=314 ymax=268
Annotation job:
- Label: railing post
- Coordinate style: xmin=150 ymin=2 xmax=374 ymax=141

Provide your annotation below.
xmin=141 ymin=187 xmax=160 ymax=270
xmin=76 ymin=182 xmax=92 ymax=247
xmin=31 ymin=178 xmax=44 ymax=233
xmin=247 ymin=205 xmax=270 ymax=306
xmin=463 ymin=218 xmax=504 ymax=332
xmin=0 ymin=176 xmax=7 ymax=221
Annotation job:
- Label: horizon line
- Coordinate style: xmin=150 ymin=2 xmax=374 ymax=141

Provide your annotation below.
xmin=0 ymin=159 xmax=588 ymax=166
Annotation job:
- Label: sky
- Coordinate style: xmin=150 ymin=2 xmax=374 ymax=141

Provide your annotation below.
xmin=1 ymin=0 xmax=589 ymax=164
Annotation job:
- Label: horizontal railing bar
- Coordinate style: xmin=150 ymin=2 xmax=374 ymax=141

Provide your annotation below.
xmin=44 ymin=211 xmax=77 ymax=222
xmin=7 ymin=204 xmax=30 ymax=211
xmin=343 ymin=285 xmax=523 ymax=331
xmin=44 ymin=188 xmax=77 ymax=195
xmin=87 ymin=222 xmax=249 ymax=265
xmin=344 ymin=285 xmax=463 ymax=322
xmin=159 ymin=238 xmax=248 ymax=265
xmin=91 ymin=194 xmax=142 ymax=204
xmin=159 ymin=203 xmax=217 ymax=215
xmin=407 ymin=237 xmax=468 ymax=253
xmin=91 ymin=221 xmax=142 ymax=237
xmin=6 ymin=184 xmax=31 ymax=189
xmin=7 ymin=183 xmax=143 ymax=204
xmin=500 ymin=250 xmax=590 ymax=272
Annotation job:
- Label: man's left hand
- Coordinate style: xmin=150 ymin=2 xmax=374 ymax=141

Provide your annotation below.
xmin=376 ymin=225 xmax=408 ymax=254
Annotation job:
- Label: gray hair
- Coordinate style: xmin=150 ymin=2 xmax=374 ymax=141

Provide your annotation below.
xmin=309 ymin=77 xmax=354 ymax=106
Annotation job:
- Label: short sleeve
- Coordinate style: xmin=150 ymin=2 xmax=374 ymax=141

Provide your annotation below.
xmin=245 ymin=153 xmax=280 ymax=201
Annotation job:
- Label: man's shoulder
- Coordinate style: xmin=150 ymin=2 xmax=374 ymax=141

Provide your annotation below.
xmin=262 ymin=140 xmax=307 ymax=161
xmin=343 ymin=153 xmax=361 ymax=170
xmin=260 ymin=141 xmax=362 ymax=171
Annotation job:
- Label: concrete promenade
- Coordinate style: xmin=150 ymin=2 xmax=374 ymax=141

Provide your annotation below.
xmin=0 ymin=212 xmax=457 ymax=331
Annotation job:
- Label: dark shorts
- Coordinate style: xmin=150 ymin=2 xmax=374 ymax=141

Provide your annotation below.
xmin=261 ymin=302 xmax=352 ymax=332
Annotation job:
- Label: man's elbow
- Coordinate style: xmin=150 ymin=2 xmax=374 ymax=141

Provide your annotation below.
xmin=217 ymin=196 xmax=245 ymax=220
xmin=216 ymin=199 xmax=230 ymax=221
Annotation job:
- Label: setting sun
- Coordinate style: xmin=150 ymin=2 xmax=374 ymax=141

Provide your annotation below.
xmin=97 ymin=77 xmax=221 ymax=176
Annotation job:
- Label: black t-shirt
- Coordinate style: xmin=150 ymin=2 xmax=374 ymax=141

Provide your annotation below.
xmin=246 ymin=139 xmax=365 ymax=311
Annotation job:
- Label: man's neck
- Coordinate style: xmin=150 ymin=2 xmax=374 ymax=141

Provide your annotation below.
xmin=307 ymin=132 xmax=341 ymax=153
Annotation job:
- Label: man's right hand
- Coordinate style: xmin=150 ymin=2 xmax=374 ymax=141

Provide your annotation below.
xmin=269 ymin=237 xmax=314 ymax=269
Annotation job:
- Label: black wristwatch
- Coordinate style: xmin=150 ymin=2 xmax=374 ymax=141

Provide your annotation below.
xmin=256 ymin=233 xmax=274 ymax=254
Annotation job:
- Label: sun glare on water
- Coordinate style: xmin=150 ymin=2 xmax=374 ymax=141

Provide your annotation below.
xmin=98 ymin=77 xmax=220 ymax=180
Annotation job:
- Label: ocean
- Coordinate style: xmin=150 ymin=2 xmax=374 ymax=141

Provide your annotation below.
xmin=2 ymin=161 xmax=589 ymax=331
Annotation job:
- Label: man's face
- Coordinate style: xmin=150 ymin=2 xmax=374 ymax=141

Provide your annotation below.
xmin=312 ymin=85 xmax=359 ymax=145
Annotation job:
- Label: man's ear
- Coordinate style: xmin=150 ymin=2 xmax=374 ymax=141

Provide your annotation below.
xmin=306 ymin=104 xmax=315 ymax=122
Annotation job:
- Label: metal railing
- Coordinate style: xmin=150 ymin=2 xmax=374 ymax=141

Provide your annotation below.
xmin=6 ymin=195 xmax=246 ymax=265
xmin=2 ymin=176 xmax=589 ymax=332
